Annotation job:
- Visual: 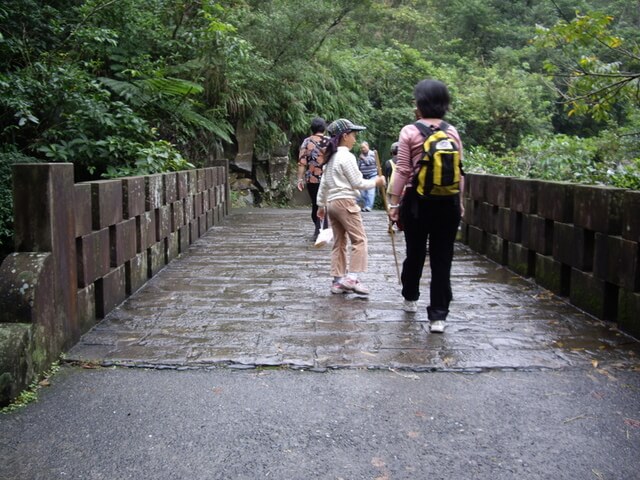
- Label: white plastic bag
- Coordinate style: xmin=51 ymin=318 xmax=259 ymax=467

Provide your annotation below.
xmin=314 ymin=228 xmax=333 ymax=248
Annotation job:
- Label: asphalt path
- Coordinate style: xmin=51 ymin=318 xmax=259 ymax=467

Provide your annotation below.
xmin=1 ymin=366 xmax=639 ymax=480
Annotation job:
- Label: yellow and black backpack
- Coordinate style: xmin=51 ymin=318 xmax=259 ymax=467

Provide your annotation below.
xmin=412 ymin=121 xmax=461 ymax=197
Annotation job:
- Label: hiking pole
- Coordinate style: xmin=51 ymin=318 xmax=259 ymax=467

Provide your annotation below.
xmin=375 ymin=150 xmax=401 ymax=284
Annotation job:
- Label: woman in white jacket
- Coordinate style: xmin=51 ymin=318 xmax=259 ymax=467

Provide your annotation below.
xmin=317 ymin=119 xmax=386 ymax=295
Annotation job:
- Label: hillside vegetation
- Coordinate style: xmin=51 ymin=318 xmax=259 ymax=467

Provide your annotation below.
xmin=1 ymin=0 xmax=639 ymax=252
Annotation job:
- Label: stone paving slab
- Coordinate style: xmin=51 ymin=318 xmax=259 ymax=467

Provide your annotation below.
xmin=67 ymin=208 xmax=640 ymax=372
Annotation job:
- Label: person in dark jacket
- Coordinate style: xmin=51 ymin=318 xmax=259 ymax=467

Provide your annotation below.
xmin=383 ymin=141 xmax=399 ymax=189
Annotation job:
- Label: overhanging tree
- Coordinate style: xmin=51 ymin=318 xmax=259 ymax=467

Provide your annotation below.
xmin=534 ymin=9 xmax=640 ymax=122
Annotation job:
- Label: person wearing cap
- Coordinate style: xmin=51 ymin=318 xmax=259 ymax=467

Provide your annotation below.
xmin=387 ymin=79 xmax=465 ymax=333
xmin=296 ymin=117 xmax=329 ymax=239
xmin=316 ymin=119 xmax=386 ymax=295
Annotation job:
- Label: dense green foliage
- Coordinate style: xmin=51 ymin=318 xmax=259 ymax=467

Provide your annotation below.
xmin=1 ymin=0 xmax=639 ymax=253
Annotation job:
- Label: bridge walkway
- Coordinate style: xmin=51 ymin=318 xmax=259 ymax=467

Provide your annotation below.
xmin=66 ymin=208 xmax=640 ymax=372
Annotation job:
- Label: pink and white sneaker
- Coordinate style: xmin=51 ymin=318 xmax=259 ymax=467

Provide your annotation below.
xmin=341 ymin=277 xmax=370 ymax=295
xmin=330 ymin=281 xmax=351 ymax=294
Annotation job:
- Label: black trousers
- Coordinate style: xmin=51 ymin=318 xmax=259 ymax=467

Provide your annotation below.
xmin=400 ymin=195 xmax=461 ymax=320
xmin=307 ymin=183 xmax=327 ymax=231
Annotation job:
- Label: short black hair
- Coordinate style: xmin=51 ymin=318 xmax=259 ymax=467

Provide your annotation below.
xmin=310 ymin=117 xmax=327 ymax=134
xmin=414 ymin=79 xmax=450 ymax=119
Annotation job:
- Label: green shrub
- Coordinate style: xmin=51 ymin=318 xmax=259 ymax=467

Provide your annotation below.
xmin=102 ymin=140 xmax=194 ymax=178
xmin=465 ymin=132 xmax=640 ymax=191
xmin=464 ymin=145 xmax=520 ymax=177
xmin=605 ymin=158 xmax=640 ymax=190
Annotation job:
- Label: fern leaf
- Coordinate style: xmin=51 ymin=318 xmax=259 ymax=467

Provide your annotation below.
xmin=141 ymin=77 xmax=204 ymax=96
xmin=97 ymin=77 xmax=144 ymax=104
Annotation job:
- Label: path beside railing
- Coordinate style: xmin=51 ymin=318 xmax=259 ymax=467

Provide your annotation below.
xmin=67 ymin=208 xmax=640 ymax=372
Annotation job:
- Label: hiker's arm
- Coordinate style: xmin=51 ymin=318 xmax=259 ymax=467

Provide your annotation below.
xmin=389 ymin=125 xmax=415 ymax=198
xmin=317 ymin=173 xmax=328 ymax=221
xmin=296 ymin=141 xmax=309 ymax=191
xmin=388 ymin=125 xmax=416 ymax=222
xmin=296 ymin=163 xmax=306 ymax=191
xmin=388 ymin=192 xmax=401 ymax=222
xmin=343 ymin=156 xmax=380 ymax=191
xmin=449 ymin=125 xmax=465 ymax=218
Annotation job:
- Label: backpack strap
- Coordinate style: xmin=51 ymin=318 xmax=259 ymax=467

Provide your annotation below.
xmin=413 ymin=120 xmax=449 ymax=138
xmin=413 ymin=121 xmax=432 ymax=139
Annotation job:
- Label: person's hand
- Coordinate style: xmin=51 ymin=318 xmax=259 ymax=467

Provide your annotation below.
xmin=388 ymin=206 xmax=399 ymax=223
xmin=375 ymin=175 xmax=386 ymax=188
xmin=317 ymin=207 xmax=325 ymax=222
xmin=296 ymin=179 xmax=305 ymax=192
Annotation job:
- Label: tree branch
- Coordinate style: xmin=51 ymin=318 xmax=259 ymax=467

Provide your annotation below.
xmin=556 ymin=76 xmax=635 ymax=104
xmin=550 ymin=0 xmax=572 ymax=23
xmin=61 ymin=0 xmax=120 ymax=45
xmin=310 ymin=7 xmax=352 ymax=57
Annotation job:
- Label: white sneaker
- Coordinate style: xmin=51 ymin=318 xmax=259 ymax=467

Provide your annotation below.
xmin=429 ymin=320 xmax=445 ymax=333
xmin=402 ymin=300 xmax=418 ymax=313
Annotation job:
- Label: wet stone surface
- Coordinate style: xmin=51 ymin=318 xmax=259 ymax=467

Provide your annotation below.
xmin=67 ymin=208 xmax=640 ymax=372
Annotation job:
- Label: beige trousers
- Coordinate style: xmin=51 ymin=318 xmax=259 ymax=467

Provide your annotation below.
xmin=327 ymin=198 xmax=368 ymax=277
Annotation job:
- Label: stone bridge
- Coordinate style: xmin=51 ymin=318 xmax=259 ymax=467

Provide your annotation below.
xmin=66 ymin=208 xmax=640 ymax=375
xmin=1 ymin=165 xmax=639 ymax=406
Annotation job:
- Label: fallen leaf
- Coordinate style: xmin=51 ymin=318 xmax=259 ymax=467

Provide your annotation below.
xmin=624 ymin=417 xmax=640 ymax=429
xmin=595 ymin=368 xmax=617 ymax=381
xmin=38 ymin=379 xmax=51 ymax=387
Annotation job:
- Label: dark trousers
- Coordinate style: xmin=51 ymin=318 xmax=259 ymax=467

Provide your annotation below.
xmin=400 ymin=195 xmax=461 ymax=320
xmin=307 ymin=183 xmax=327 ymax=231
